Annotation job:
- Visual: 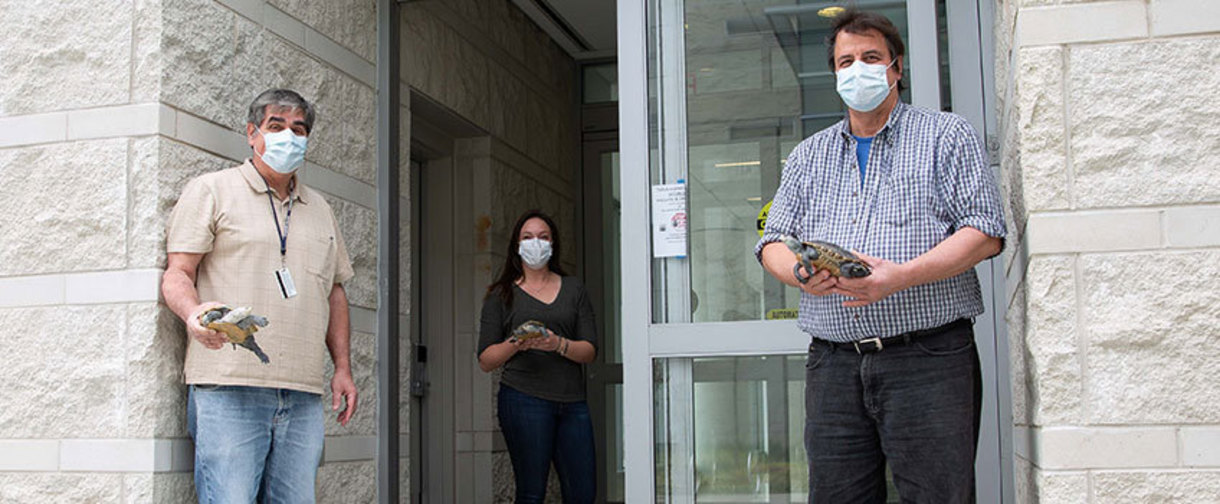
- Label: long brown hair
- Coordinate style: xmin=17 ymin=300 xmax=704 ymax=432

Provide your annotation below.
xmin=486 ymin=210 xmax=568 ymax=306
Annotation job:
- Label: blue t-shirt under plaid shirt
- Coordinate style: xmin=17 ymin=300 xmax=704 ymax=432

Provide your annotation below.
xmin=853 ymin=134 xmax=872 ymax=184
xmin=755 ymin=101 xmax=1007 ymax=343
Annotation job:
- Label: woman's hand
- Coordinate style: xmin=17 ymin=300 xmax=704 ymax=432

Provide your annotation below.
xmin=520 ymin=329 xmax=563 ymax=352
xmin=479 ymin=337 xmax=527 ymax=372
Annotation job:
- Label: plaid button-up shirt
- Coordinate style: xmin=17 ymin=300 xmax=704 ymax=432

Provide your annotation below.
xmin=755 ymin=102 xmax=1006 ymax=343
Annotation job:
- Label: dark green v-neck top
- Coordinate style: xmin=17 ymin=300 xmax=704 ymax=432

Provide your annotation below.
xmin=478 ymin=276 xmax=598 ymax=402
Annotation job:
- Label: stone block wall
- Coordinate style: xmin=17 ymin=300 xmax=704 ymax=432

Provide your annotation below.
xmin=0 ymin=0 xmax=392 ymax=501
xmin=3 ymin=0 xmax=580 ymax=502
xmin=995 ymin=0 xmax=1220 ymax=501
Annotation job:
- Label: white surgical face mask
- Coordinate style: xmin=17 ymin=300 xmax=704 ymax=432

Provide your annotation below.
xmin=255 ymin=128 xmax=308 ymax=174
xmin=835 ymin=59 xmax=897 ymax=112
xmin=518 ymin=238 xmax=553 ymax=270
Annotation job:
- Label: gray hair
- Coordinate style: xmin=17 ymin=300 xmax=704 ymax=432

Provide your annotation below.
xmin=247 ymin=88 xmax=316 ymax=132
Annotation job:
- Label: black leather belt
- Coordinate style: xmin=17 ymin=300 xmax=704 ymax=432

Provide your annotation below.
xmin=814 ymin=318 xmax=972 ymax=355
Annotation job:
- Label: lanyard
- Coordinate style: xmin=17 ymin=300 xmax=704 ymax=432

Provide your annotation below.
xmin=266 ymin=183 xmax=294 ymax=264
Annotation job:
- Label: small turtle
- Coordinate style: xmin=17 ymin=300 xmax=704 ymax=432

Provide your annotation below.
xmin=198 ymin=306 xmax=271 ymax=364
xmin=510 ymin=320 xmax=548 ymax=342
xmin=780 ymin=235 xmax=871 ymax=282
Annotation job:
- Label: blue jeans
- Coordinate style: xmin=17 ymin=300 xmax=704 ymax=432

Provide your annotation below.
xmin=187 ymin=385 xmax=324 ymax=504
xmin=497 ymin=384 xmax=596 ymax=504
xmin=804 ymin=323 xmax=981 ymax=503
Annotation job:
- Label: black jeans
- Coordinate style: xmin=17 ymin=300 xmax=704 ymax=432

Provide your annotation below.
xmin=804 ymin=322 xmax=981 ymax=503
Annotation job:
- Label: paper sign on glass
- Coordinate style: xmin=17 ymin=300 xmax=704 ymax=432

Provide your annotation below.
xmin=651 ymin=182 xmax=688 ymax=258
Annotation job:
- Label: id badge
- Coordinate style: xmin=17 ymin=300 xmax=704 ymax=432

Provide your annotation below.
xmin=275 ymin=267 xmax=298 ymax=299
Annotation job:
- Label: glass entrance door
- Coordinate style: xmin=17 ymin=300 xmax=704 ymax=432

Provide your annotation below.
xmin=618 ymin=0 xmax=1010 ymax=502
xmin=584 ymin=142 xmax=626 ymax=503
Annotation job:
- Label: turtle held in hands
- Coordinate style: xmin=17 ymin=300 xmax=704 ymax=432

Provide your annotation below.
xmin=510 ymin=320 xmax=548 ymax=342
xmin=780 ymin=235 xmax=871 ymax=282
xmin=198 ymin=305 xmax=271 ymax=364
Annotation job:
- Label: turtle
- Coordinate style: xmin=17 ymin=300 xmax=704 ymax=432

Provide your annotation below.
xmin=780 ymin=235 xmax=871 ymax=282
xmin=510 ymin=320 xmax=548 ymax=342
xmin=198 ymin=305 xmax=271 ymax=364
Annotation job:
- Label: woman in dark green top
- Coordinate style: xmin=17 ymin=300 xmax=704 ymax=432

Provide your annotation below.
xmin=478 ymin=210 xmax=598 ymax=503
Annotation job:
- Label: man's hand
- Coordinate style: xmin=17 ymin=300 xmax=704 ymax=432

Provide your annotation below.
xmin=187 ymin=302 xmax=229 ymax=349
xmin=331 ymin=369 xmax=358 ymax=426
xmin=832 ymin=252 xmax=909 ymax=307
xmin=796 ymin=267 xmax=839 ymax=296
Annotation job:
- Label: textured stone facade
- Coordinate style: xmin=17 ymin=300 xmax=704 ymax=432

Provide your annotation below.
xmin=997 ymin=0 xmax=1220 ymax=501
xmin=0 ymin=0 xmax=578 ymax=502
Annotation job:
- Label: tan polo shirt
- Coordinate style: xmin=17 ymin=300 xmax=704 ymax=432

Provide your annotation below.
xmin=166 ymin=160 xmax=355 ymax=394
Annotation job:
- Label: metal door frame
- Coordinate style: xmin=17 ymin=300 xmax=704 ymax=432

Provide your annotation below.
xmin=616 ymin=0 xmax=1013 ymax=501
xmin=581 ymin=132 xmax=624 ymax=503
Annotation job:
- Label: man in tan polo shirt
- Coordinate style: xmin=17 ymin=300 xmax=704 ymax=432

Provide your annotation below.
xmin=162 ymin=88 xmax=357 ymax=503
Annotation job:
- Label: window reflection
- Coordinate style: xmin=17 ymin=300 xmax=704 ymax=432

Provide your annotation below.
xmin=585 ymin=63 xmax=620 ymax=103
xmin=670 ymin=0 xmax=913 ymax=323
xmin=655 ymin=356 xmax=904 ymax=502
xmin=654 ymin=356 xmax=807 ymax=502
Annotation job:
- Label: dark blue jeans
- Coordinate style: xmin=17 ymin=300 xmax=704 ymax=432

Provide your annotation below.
xmin=804 ymin=322 xmax=981 ymax=504
xmin=498 ymin=384 xmax=596 ymax=504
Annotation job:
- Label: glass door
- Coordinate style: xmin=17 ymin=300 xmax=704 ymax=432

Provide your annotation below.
xmin=618 ymin=0 xmax=1008 ymax=502
xmin=583 ymin=61 xmax=625 ymax=503
xmin=584 ymin=141 xmax=626 ymax=503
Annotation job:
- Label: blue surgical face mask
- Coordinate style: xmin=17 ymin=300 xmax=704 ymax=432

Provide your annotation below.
xmin=255 ymin=128 xmax=308 ymax=174
xmin=835 ymin=59 xmax=897 ymax=112
xmin=518 ymin=238 xmax=553 ymax=270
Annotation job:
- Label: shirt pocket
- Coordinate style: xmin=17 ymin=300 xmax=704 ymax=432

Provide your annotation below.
xmin=877 ymin=172 xmax=931 ymax=227
xmin=800 ymin=179 xmax=830 ymax=232
xmin=303 ymin=235 xmax=337 ymax=287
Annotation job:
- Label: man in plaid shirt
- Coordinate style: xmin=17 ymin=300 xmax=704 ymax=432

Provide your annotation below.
xmin=756 ymin=9 xmax=1006 ymax=503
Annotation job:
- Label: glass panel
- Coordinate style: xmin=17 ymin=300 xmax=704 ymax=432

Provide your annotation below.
xmin=607 ymin=383 xmax=626 ymax=502
xmin=584 ymin=63 xmax=619 ymax=103
xmin=647 ymin=0 xmax=919 ymax=323
xmin=654 ymin=355 xmax=899 ymax=503
xmin=689 ymin=49 xmax=763 ymax=94
xmin=602 ymin=151 xmax=623 ymax=363
xmin=936 ymin=0 xmax=952 ymax=111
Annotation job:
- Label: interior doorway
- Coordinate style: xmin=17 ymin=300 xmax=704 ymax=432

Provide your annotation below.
xmin=408 ymin=92 xmax=488 ymax=503
xmin=580 ymin=66 xmax=624 ymax=503
xmin=582 ymin=134 xmax=623 ymax=503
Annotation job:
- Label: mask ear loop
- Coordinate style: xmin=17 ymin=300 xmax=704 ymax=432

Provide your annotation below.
xmin=252 ymin=127 xmax=271 ymax=166
xmin=888 ymin=56 xmax=907 ymax=92
xmin=872 ymin=58 xmax=900 ymax=96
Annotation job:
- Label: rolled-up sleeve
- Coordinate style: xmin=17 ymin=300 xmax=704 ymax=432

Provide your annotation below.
xmin=939 ymin=119 xmax=1007 ymax=242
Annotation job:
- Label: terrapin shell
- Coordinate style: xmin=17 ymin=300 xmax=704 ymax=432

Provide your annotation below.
xmin=198 ymin=305 xmax=271 ymax=363
xmin=780 ymin=235 xmax=871 ymax=279
xmin=510 ymin=320 xmax=547 ymax=341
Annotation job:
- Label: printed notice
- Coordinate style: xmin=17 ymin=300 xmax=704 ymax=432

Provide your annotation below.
xmin=651 ymin=182 xmax=687 ymax=258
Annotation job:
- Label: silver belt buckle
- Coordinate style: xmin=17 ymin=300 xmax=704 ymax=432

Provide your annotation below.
xmin=853 ymin=337 xmax=883 ymax=354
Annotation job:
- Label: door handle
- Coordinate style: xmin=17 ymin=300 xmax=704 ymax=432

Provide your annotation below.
xmin=410 ymin=344 xmax=428 ymax=398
